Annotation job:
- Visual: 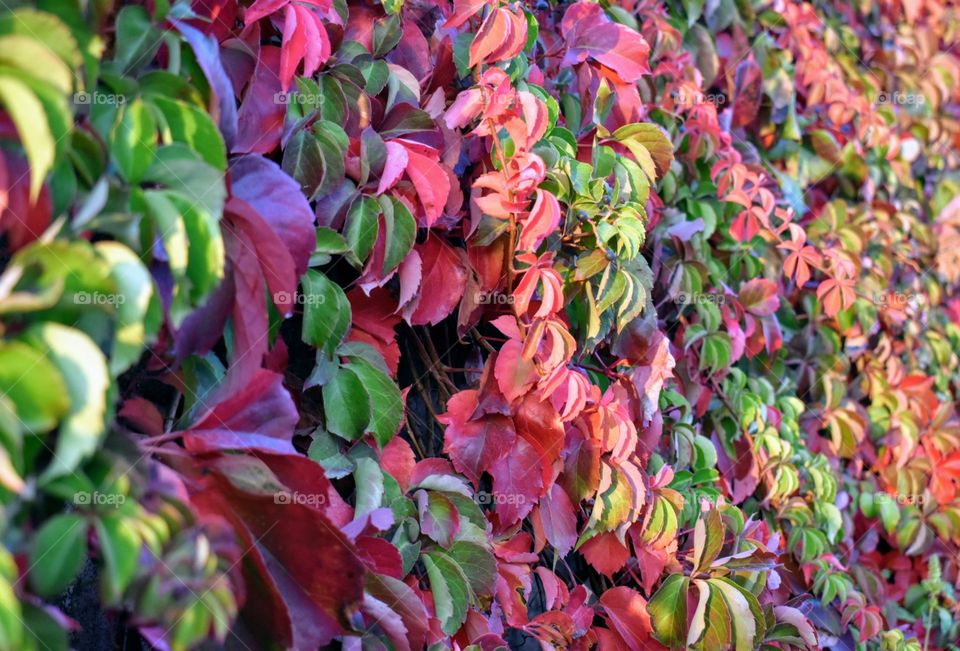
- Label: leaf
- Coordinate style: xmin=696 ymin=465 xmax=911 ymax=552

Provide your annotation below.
xmin=0 ymin=75 xmax=55 ymax=199
xmin=738 ymin=278 xmax=779 ymax=317
xmin=95 ymin=242 xmax=155 ymax=375
xmin=439 ymin=390 xmax=516 ymax=486
xmin=323 ymin=365 xmax=369 ymax=440
xmin=171 ymin=18 xmax=238 ymax=146
xmin=423 ymin=550 xmax=470 ymax=635
xmin=110 ymin=98 xmax=156 ymax=184
xmin=407 ymin=237 xmax=467 ymax=326
xmin=348 ymin=357 xmax=402 ymax=447
xmin=302 ymin=270 xmax=352 ymax=356
xmin=282 ymin=127 xmax=346 ymax=201
xmin=29 ymin=514 xmax=87 ymax=598
xmin=229 ymin=154 xmax=316 ymax=278
xmin=691 ymin=509 xmax=724 ymax=574
xmin=192 ymin=458 xmax=364 ymax=648
xmin=377 ymin=140 xmax=408 ymax=194
xmin=600 ymin=586 xmax=656 ymax=651
xmin=113 ymin=5 xmax=159 ymax=74
xmin=0 ymin=341 xmax=68 ymax=434
xmin=416 ymin=489 xmax=461 ymax=547
xmin=648 ymin=573 xmax=690 ymax=648
xmin=488 ymin=435 xmax=542 ymax=524
xmin=23 ymin=324 xmax=109 ymax=482
xmin=353 ymin=457 xmax=384 ymax=518
xmin=401 ymin=145 xmax=449 ymax=226
xmin=448 ymin=541 xmax=496 ymax=598
xmin=150 ymin=95 xmax=227 ymax=170
xmin=612 ymin=123 xmax=674 ymax=182
xmin=344 ymin=196 xmax=381 ymax=266
xmin=379 ymin=196 xmax=416 ymax=274
xmin=708 ymin=577 xmax=765 ymax=651
xmin=561 ymin=2 xmax=651 ymax=83
xmin=94 ymin=515 xmax=140 ymax=602
xmin=688 ymin=579 xmax=731 ymax=650
xmin=538 ymin=484 xmax=578 ymax=556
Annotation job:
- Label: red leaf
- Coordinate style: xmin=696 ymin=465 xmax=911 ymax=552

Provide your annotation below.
xmin=191 ymin=456 xmax=364 ymax=649
xmin=377 ymin=141 xmax=409 ymax=194
xmin=408 ymin=237 xmax=468 ymax=325
xmin=537 ymin=485 xmax=578 ymax=556
xmin=380 ymin=436 xmax=416 ymax=493
xmin=519 ymin=189 xmax=562 ymax=252
xmin=598 ymin=587 xmax=658 ymax=651
xmin=468 ymin=8 xmax=526 ymax=68
xmin=228 ymin=155 xmax=316 ymax=278
xmin=347 ymin=288 xmax=401 ymax=376
xmin=580 ymin=533 xmax=629 ymax=577
xmin=494 ymin=339 xmax=539 ymax=403
xmin=0 ymin=150 xmax=51 ymax=251
xmin=489 ymin=436 xmax=543 ymax=525
xmin=274 ymin=3 xmax=331 ymax=91
xmin=233 ymin=45 xmax=285 ymax=154
xmin=400 ymin=144 xmax=450 ymax=226
xmin=560 ymin=2 xmax=651 ymax=83
xmin=440 ymin=390 xmax=517 ymax=487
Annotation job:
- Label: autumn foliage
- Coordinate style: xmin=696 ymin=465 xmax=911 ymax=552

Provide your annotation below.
xmin=0 ymin=0 xmax=959 ymax=649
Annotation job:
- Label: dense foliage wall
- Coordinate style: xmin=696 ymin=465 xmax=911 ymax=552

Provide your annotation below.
xmin=1 ymin=0 xmax=959 ymax=649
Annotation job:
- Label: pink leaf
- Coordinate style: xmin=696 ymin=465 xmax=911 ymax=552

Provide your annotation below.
xmin=377 ymin=141 xmax=409 ymax=194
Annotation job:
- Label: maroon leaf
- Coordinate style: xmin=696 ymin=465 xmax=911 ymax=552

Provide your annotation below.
xmin=440 ymin=389 xmax=516 ymax=487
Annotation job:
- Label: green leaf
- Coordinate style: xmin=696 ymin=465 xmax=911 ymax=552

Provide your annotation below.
xmin=344 ymin=196 xmax=380 ymax=266
xmin=282 ymin=127 xmax=346 ymax=200
xmin=322 ymin=365 xmax=369 ymax=441
xmin=24 ymin=324 xmax=110 ymax=482
xmin=649 ymin=573 xmax=690 ymax=647
xmin=612 ymin=123 xmax=674 ymax=183
xmin=0 ymin=548 xmax=23 ymax=651
xmin=0 ymin=342 xmax=69 ymax=434
xmin=0 ymin=75 xmax=55 ymax=199
xmin=691 ymin=509 xmax=724 ymax=574
xmin=113 ymin=6 xmax=160 ymax=74
xmin=709 ymin=577 xmax=765 ymax=651
xmin=94 ymin=515 xmax=141 ymax=603
xmin=347 ymin=357 xmax=402 ymax=447
xmin=688 ymin=579 xmax=731 ymax=650
xmin=380 ymin=196 xmax=416 ymax=274
xmin=28 ymin=513 xmax=88 ymax=598
xmin=95 ymin=242 xmax=156 ymax=375
xmin=423 ymin=550 xmax=470 ymax=635
xmin=353 ymin=457 xmax=384 ymax=518
xmin=448 ymin=541 xmax=496 ymax=598
xmin=0 ymin=34 xmax=72 ymax=93
xmin=301 ymin=270 xmax=351 ymax=356
xmin=149 ymin=95 xmax=227 ymax=170
xmin=111 ymin=98 xmax=156 ymax=183
xmin=0 ymin=9 xmax=81 ymax=71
